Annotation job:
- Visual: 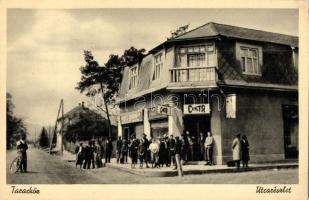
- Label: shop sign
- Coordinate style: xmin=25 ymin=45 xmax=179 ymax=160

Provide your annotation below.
xmin=183 ymin=104 xmax=210 ymax=115
xmin=148 ymin=106 xmax=170 ymax=120
xmin=226 ymin=94 xmax=236 ymax=118
xmin=121 ymin=110 xmax=143 ymax=124
xmin=156 ymin=105 xmax=171 ymax=115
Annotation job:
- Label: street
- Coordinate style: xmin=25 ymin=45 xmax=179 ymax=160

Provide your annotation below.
xmin=7 ymin=147 xmax=298 ymax=184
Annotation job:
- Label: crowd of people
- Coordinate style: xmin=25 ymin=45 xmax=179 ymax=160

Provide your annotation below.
xmin=115 ymin=131 xmax=216 ymax=169
xmin=74 ymin=131 xmax=250 ymax=170
xmin=75 ymin=138 xmax=113 ymax=169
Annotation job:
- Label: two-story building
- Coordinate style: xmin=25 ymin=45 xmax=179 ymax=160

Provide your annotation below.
xmin=117 ymin=22 xmax=298 ymax=164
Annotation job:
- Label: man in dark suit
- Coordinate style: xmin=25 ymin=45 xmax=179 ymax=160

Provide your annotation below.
xmin=116 ymin=136 xmax=123 ymax=164
xmin=83 ymin=141 xmax=92 ymax=169
xmin=142 ymin=134 xmax=150 ymax=168
xmin=198 ymin=132 xmax=206 ymax=161
xmin=168 ymin=135 xmax=176 ymax=166
xmin=105 ymin=138 xmax=113 ymax=163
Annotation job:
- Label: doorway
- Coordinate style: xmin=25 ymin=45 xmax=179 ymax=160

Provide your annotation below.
xmin=282 ymin=105 xmax=298 ymax=159
xmin=183 ymin=115 xmax=211 ymax=161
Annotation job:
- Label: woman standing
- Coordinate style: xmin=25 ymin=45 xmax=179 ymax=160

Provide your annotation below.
xmin=232 ymin=134 xmax=241 ymax=169
xmin=75 ymin=143 xmax=84 ymax=169
xmin=241 ymin=135 xmax=250 ymax=168
xmin=149 ymin=138 xmax=159 ymax=168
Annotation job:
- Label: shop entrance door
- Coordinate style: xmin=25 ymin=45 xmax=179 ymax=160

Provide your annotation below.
xmin=282 ymin=105 xmax=298 ymax=159
xmin=123 ymin=124 xmax=135 ymax=140
xmin=183 ymin=115 xmax=211 ymax=161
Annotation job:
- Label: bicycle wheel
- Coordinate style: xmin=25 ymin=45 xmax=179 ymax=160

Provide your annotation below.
xmin=9 ymin=156 xmax=19 ymax=174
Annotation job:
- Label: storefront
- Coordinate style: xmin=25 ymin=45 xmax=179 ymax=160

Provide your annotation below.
xmin=148 ymin=106 xmax=169 ymax=139
xmin=120 ymin=110 xmax=143 ymax=140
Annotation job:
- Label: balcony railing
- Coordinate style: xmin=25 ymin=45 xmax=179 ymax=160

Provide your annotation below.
xmin=170 ymin=66 xmax=217 ymax=83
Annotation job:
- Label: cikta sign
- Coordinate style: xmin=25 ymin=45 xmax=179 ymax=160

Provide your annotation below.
xmin=183 ymin=104 xmax=210 ymax=115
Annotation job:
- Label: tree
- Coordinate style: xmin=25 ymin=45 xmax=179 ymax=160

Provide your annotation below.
xmin=64 ymin=110 xmax=109 ymax=142
xmin=6 ymin=93 xmax=27 ymax=149
xmin=39 ymin=127 xmax=49 ymax=148
xmin=76 ymin=47 xmax=146 ymax=139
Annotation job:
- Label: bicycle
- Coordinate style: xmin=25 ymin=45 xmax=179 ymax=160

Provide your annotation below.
xmin=9 ymin=152 xmax=22 ymax=174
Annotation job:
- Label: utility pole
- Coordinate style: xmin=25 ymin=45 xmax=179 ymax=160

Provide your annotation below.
xmin=49 ymin=99 xmax=64 ymax=155
xmin=60 ymin=99 xmax=64 ymax=156
xmin=34 ymin=129 xmax=36 ymax=148
xmin=48 ymin=124 xmax=51 ymax=151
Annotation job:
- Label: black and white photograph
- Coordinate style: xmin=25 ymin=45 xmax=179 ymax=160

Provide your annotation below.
xmin=1 ymin=1 xmax=308 ymax=200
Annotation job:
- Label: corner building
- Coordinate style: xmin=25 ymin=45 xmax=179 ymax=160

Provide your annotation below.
xmin=117 ymin=22 xmax=298 ymax=164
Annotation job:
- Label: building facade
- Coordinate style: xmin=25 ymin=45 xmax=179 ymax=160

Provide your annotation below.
xmin=117 ymin=22 xmax=298 ymax=164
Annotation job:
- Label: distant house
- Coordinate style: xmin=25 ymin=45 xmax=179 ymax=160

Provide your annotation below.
xmin=53 ymin=102 xmax=117 ymax=152
xmin=117 ymin=22 xmax=298 ymax=164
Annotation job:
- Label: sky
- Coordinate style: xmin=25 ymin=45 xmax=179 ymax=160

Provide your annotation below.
xmin=7 ymin=8 xmax=298 ymax=127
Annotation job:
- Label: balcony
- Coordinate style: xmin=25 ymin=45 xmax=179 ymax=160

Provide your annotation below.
xmin=168 ymin=66 xmax=218 ymax=90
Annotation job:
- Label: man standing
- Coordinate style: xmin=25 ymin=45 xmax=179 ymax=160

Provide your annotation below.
xmin=186 ymin=131 xmax=193 ymax=161
xmin=168 ymin=135 xmax=176 ymax=167
xmin=83 ymin=141 xmax=91 ymax=169
xmin=205 ymin=131 xmax=214 ymax=165
xmin=121 ymin=138 xmax=128 ymax=164
xmin=198 ymin=132 xmax=205 ymax=161
xmin=142 ymin=134 xmax=150 ymax=168
xmin=16 ymin=134 xmax=28 ymax=173
xmin=158 ymin=137 xmax=166 ymax=167
xmin=116 ymin=136 xmax=123 ymax=164
xmin=174 ymin=136 xmax=184 ymax=176
xmin=164 ymin=136 xmax=170 ymax=167
xmin=181 ymin=133 xmax=189 ymax=165
xmin=105 ymin=138 xmax=113 ymax=163
xmin=89 ymin=141 xmax=96 ymax=169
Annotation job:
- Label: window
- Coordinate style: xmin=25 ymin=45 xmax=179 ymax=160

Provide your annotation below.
xmin=188 ymin=54 xmax=205 ymax=67
xmin=178 ymin=44 xmax=215 ymax=67
xmin=240 ymin=47 xmax=260 ymax=75
xmin=129 ymin=66 xmax=138 ymax=89
xmin=153 ymin=53 xmax=163 ymax=80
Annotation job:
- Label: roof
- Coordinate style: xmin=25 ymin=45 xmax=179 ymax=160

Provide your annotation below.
xmin=118 ymin=54 xmax=155 ymax=100
xmin=62 ymin=104 xmax=89 ymax=119
xmin=156 ymin=22 xmax=298 ymax=49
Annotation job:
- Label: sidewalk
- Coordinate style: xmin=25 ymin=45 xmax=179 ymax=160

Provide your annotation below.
xmin=106 ymin=159 xmax=298 ymax=177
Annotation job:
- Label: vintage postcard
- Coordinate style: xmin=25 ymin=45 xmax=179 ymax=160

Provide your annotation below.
xmin=0 ymin=0 xmax=308 ymax=200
